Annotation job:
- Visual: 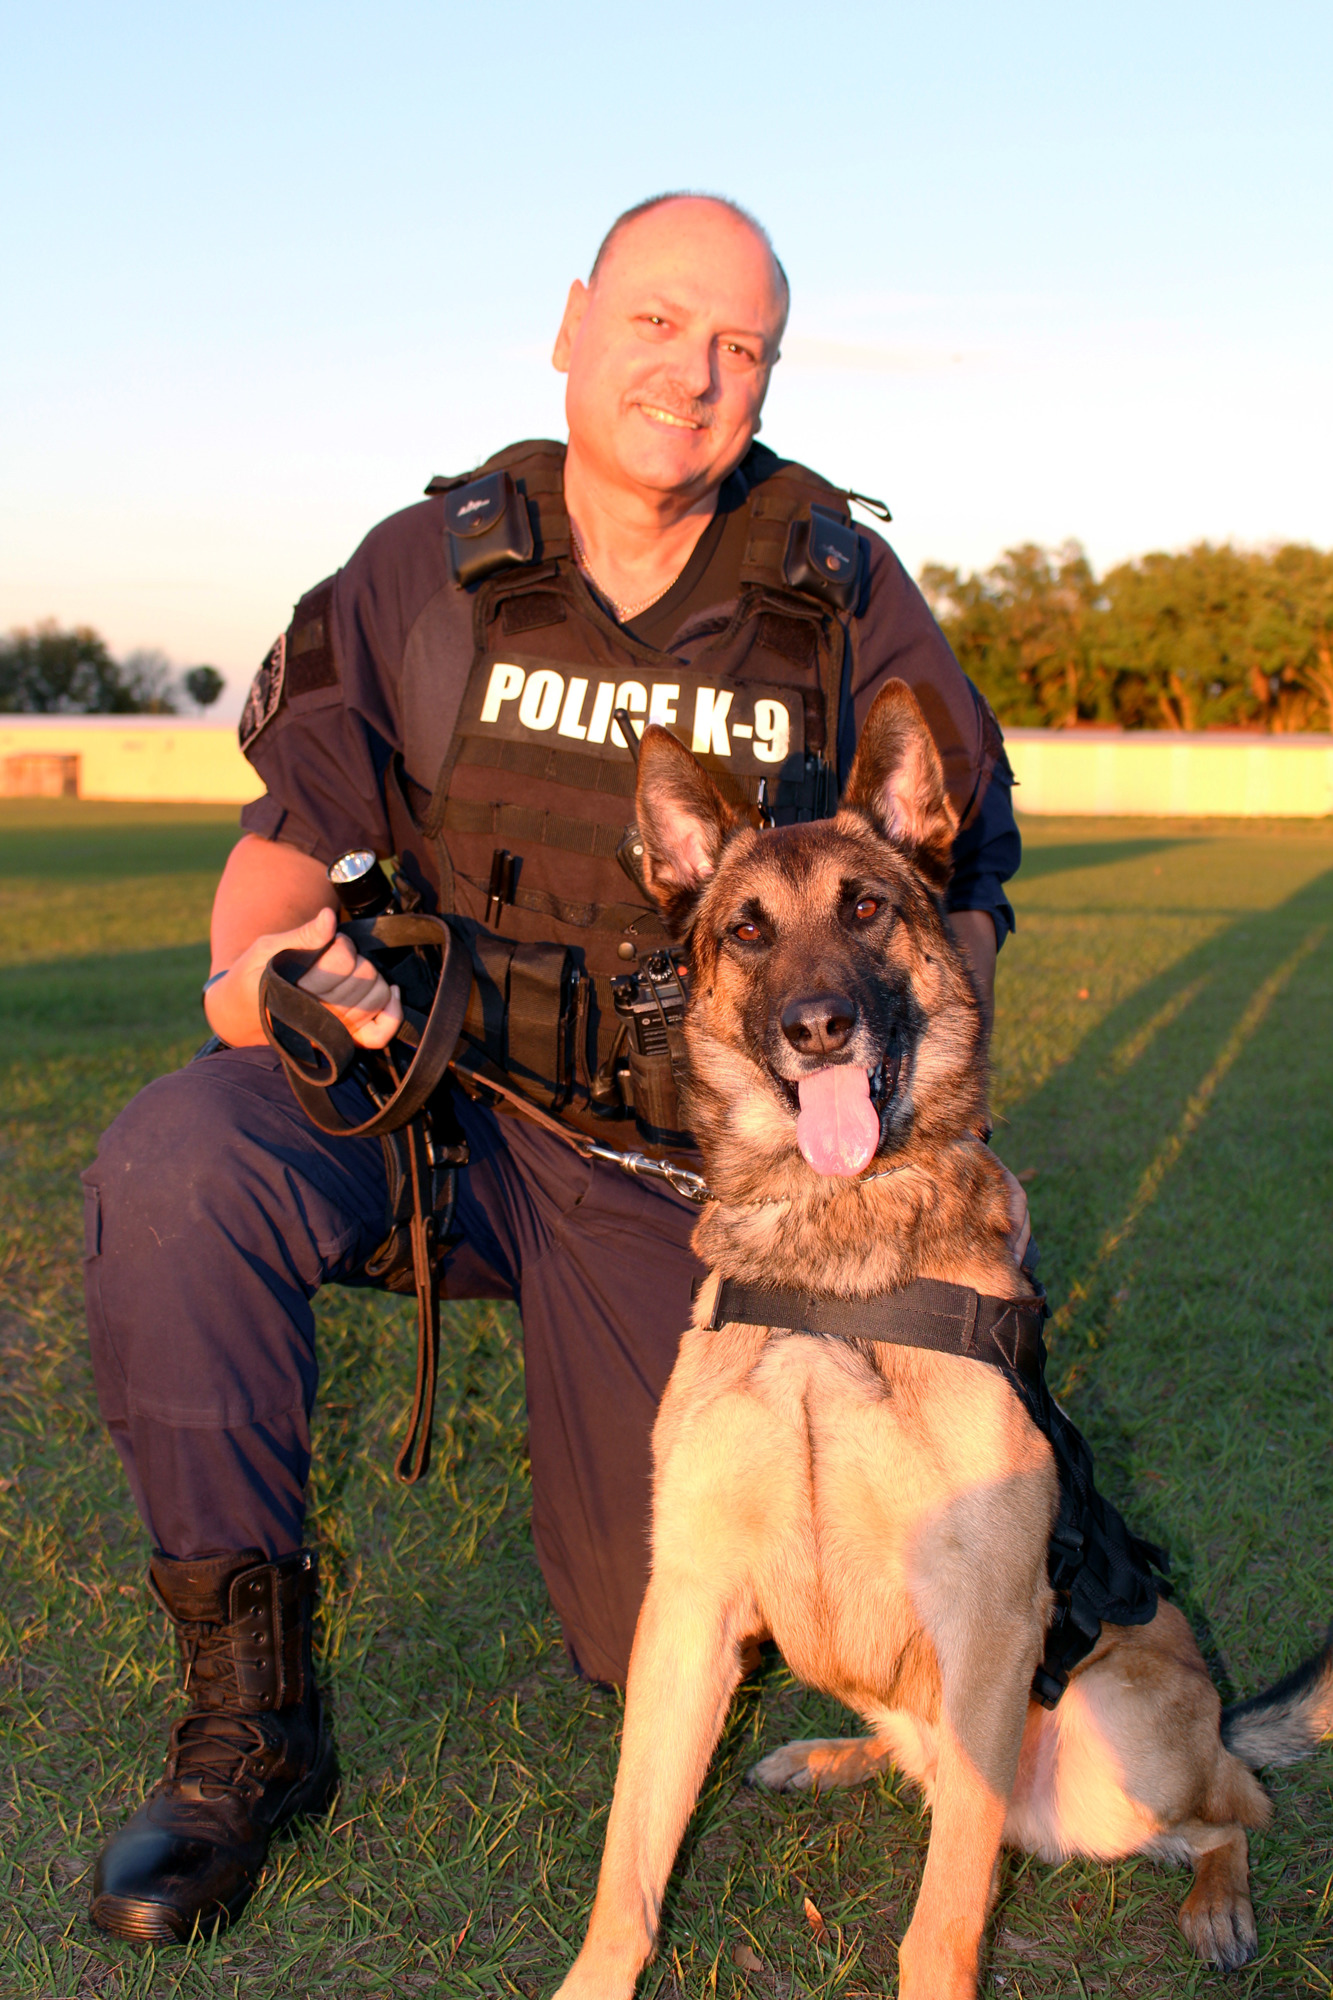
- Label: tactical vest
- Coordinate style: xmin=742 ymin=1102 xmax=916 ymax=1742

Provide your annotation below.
xmin=399 ymin=439 xmax=879 ymax=1158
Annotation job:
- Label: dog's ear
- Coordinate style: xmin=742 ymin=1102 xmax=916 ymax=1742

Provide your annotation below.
xmin=635 ymin=724 xmax=739 ymax=932
xmin=841 ymin=679 xmax=958 ymax=887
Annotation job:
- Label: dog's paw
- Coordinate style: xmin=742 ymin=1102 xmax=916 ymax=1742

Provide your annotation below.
xmin=747 ymin=1741 xmax=821 ymax=1791
xmin=1177 ymin=1886 xmax=1258 ymax=1971
xmin=747 ymin=1735 xmax=885 ymax=1793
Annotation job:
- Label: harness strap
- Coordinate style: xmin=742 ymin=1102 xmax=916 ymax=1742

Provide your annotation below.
xmin=705 ymin=1275 xmax=1043 ymax=1374
xmin=704 ymin=1273 xmax=1168 ymax=1706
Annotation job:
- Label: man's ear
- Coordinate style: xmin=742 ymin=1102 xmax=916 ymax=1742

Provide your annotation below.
xmin=841 ymin=679 xmax=958 ymax=888
xmin=635 ymin=724 xmax=738 ymax=933
xmin=551 ymin=280 xmax=588 ymax=374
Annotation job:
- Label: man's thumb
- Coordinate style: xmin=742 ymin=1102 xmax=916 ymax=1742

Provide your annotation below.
xmin=293 ymin=904 xmax=338 ymax=945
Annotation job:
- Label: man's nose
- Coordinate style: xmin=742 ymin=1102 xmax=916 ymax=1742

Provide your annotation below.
xmin=780 ymin=992 xmax=858 ymax=1058
xmin=671 ymin=337 xmax=716 ymax=400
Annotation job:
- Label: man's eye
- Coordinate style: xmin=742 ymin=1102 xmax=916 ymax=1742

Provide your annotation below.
xmin=732 ymin=921 xmax=762 ymax=943
xmin=853 ymin=897 xmax=881 ymax=922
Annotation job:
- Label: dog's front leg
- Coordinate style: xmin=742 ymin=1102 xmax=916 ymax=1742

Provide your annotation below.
xmin=898 ymin=1512 xmax=1047 ymax=1999
xmin=552 ymin=1573 xmax=752 ymax=2000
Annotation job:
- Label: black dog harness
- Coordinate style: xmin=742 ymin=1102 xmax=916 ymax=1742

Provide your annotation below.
xmin=703 ymin=1274 xmax=1169 ymax=1706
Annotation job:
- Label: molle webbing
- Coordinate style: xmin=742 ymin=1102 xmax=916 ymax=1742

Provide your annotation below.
xmin=443 ymin=798 xmax=626 ymax=860
xmin=453 ymin=868 xmax=667 ymax=936
xmin=458 ymin=734 xmax=639 ymax=798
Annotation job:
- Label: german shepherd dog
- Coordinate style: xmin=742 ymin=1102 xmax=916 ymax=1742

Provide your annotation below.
xmin=553 ymin=682 xmax=1333 ymax=2000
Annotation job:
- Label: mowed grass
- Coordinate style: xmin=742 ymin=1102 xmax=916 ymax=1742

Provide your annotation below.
xmin=0 ymin=796 xmax=1330 ymax=2000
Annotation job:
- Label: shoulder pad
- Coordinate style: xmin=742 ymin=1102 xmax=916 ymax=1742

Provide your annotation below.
xmin=426 ymin=440 xmax=570 ymax=588
xmin=424 ymin=437 xmax=567 ymax=499
xmin=739 ymin=451 xmax=866 ymax=612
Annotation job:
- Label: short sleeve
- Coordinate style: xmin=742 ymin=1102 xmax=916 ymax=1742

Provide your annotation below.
xmin=236 ymin=497 xmax=455 ymax=865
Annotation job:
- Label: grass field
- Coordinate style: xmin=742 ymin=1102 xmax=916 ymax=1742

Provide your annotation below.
xmin=0 ymin=798 xmax=1330 ymax=2000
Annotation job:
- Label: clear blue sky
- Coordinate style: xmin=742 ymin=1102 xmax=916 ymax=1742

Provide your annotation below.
xmin=4 ymin=0 xmax=1330 ymax=716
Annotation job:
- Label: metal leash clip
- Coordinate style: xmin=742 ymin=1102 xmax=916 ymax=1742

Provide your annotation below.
xmin=582 ymin=1140 xmax=710 ymax=1203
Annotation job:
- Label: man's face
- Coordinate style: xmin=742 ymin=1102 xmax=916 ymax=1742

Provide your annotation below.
xmin=553 ymin=198 xmax=787 ymax=505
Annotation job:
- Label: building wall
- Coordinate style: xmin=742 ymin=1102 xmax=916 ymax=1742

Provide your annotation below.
xmin=3 ymin=716 xmax=1332 ymax=817
xmin=1003 ymin=728 xmax=1333 ymax=817
xmin=0 ymin=716 xmax=261 ymax=805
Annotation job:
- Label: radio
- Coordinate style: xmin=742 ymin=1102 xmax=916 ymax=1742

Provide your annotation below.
xmin=602 ymin=951 xmax=692 ymax=1148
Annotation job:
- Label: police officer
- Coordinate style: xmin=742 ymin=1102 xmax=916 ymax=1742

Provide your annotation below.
xmin=82 ymin=194 xmax=1023 ymax=1943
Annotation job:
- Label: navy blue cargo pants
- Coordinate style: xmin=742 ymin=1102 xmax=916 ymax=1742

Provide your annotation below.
xmin=82 ymin=1045 xmax=703 ymax=1685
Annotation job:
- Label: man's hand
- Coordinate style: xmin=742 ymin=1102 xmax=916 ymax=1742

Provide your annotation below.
xmin=205 ymin=896 xmax=402 ymax=1050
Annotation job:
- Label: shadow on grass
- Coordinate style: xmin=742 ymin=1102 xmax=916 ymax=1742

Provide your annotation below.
xmin=1014 ymin=835 xmax=1196 ymax=881
xmin=0 ymin=810 xmax=239 ymax=881
xmin=0 ymin=942 xmax=211 ymax=1038
xmin=999 ymin=861 xmax=1333 ymax=1688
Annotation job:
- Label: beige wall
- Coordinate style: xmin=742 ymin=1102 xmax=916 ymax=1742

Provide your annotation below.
xmin=1004 ymin=728 xmax=1333 ymax=817
xmin=0 ymin=716 xmax=261 ymax=805
xmin=3 ymin=717 xmax=1332 ymax=817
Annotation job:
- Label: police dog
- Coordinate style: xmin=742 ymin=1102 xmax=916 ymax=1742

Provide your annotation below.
xmin=552 ymin=681 xmax=1333 ymax=2000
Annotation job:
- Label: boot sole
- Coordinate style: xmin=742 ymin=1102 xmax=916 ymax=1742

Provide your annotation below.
xmin=89 ymin=1742 xmax=342 ymax=1946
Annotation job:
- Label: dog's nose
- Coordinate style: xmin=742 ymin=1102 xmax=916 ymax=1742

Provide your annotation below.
xmin=780 ymin=992 xmax=858 ymax=1057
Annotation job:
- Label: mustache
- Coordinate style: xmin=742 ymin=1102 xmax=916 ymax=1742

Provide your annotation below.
xmin=631 ymin=388 xmax=716 ymax=429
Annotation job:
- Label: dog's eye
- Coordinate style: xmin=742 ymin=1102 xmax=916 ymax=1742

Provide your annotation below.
xmin=732 ymin=920 xmax=762 ymax=943
xmin=853 ymin=897 xmax=881 ymax=922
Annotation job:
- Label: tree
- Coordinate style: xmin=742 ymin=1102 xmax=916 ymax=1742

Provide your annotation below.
xmin=922 ymin=541 xmax=1333 ymax=731
xmin=0 ymin=621 xmax=135 ymax=712
xmin=1092 ymin=545 xmax=1262 ymax=730
xmin=183 ymin=665 xmax=225 ymax=709
xmin=0 ymin=623 xmax=188 ymax=714
xmin=921 ymin=542 xmax=1100 ymax=726
xmin=118 ymin=649 xmax=179 ymax=714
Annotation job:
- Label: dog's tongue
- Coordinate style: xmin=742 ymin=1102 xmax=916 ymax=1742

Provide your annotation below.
xmin=796 ymin=1065 xmax=880 ymax=1178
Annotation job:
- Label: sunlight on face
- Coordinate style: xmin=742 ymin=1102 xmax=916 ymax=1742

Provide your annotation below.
xmin=553 ymin=198 xmax=788 ymax=505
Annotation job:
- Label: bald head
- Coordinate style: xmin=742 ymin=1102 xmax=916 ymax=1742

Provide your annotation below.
xmin=591 ymin=192 xmax=789 ymax=333
xmin=552 ymin=195 xmax=788 ymax=512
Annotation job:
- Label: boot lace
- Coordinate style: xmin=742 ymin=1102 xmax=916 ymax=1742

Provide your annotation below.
xmin=166 ymin=1620 xmax=272 ymax=1795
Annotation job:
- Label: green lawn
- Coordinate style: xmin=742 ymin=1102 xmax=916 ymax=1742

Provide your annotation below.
xmin=1 ymin=799 xmax=1330 ymax=2000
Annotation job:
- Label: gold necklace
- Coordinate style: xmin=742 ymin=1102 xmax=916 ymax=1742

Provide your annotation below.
xmin=570 ymin=520 xmax=692 ymax=623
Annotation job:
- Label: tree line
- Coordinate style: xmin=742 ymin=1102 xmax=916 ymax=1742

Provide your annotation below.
xmin=0 ymin=621 xmax=223 ymax=715
xmin=10 ymin=544 xmax=1333 ymax=734
xmin=919 ymin=541 xmax=1333 ymax=733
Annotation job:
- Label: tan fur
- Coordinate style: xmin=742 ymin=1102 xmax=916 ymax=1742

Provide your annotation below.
xmin=552 ymin=686 xmax=1283 ymax=1999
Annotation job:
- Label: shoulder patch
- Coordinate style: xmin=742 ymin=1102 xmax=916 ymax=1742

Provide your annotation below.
xmin=239 ymin=633 xmax=286 ymax=753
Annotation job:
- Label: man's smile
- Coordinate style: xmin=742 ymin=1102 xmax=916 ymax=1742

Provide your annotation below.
xmin=634 ymin=400 xmax=708 ymax=431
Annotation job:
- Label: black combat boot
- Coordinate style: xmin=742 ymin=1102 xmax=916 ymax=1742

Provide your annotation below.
xmin=90 ymin=1547 xmax=339 ymax=1943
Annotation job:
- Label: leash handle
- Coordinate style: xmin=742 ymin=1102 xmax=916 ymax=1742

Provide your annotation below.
xmin=258 ymin=912 xmax=473 ymax=1137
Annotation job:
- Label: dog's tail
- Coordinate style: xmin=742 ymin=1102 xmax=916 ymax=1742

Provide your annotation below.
xmin=1221 ymin=1623 xmax=1333 ymax=1769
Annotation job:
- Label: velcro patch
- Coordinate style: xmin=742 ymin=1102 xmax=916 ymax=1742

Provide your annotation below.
xmin=285 ymin=582 xmax=337 ymax=696
xmin=239 ymin=633 xmax=286 ymax=752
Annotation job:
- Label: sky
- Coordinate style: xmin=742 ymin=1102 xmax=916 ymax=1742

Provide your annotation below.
xmin=3 ymin=0 xmax=1331 ymax=721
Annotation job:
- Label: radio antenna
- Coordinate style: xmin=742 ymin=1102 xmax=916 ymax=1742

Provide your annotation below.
xmin=613 ymin=707 xmax=643 ymax=765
